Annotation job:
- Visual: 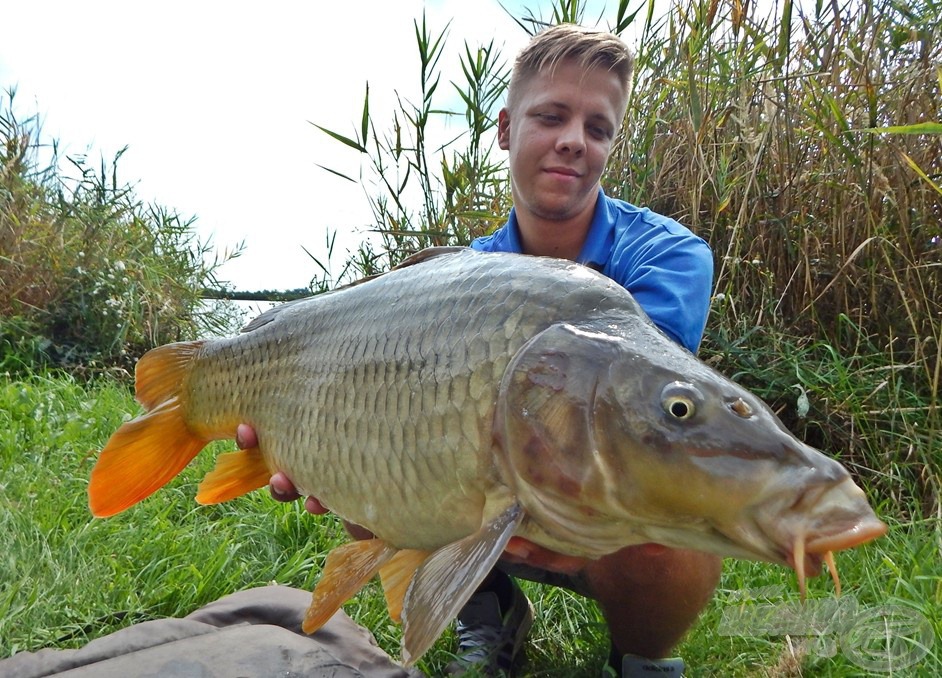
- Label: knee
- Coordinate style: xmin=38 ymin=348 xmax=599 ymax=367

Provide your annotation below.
xmin=584 ymin=545 xmax=722 ymax=597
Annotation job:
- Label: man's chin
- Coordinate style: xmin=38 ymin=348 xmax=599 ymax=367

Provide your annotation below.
xmin=530 ymin=197 xmax=594 ymax=222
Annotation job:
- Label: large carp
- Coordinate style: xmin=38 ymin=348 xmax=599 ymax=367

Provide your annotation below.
xmin=89 ymin=247 xmax=886 ymax=664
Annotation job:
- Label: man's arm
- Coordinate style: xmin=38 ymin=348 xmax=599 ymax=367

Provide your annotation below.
xmin=613 ymin=232 xmax=713 ymax=353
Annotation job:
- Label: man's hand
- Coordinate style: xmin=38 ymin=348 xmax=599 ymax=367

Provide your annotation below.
xmin=236 ymin=423 xmax=588 ymax=575
xmin=503 ymin=537 xmax=589 ymax=575
xmin=236 ymin=424 xmax=329 ymax=515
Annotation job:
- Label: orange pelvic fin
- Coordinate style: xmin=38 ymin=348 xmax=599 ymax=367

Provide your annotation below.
xmin=378 ymin=548 xmax=431 ymax=623
xmin=302 ymin=539 xmax=396 ymax=634
xmin=88 ymin=341 xmax=207 ymax=518
xmin=196 ymin=447 xmax=271 ymax=504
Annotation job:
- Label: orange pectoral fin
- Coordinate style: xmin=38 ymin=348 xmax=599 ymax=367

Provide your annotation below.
xmin=89 ymin=399 xmax=207 ymax=517
xmin=303 ymin=540 xmax=396 ymax=634
xmin=196 ymin=447 xmax=271 ymax=504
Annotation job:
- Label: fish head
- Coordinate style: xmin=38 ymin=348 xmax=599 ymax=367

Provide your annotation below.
xmin=602 ymin=347 xmax=886 ymax=576
xmin=496 ymin=318 xmax=886 ymax=586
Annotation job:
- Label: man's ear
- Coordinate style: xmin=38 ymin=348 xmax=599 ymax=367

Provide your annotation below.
xmin=497 ymin=108 xmax=511 ymax=150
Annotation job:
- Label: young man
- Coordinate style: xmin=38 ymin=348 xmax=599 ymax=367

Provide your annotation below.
xmin=262 ymin=24 xmax=719 ymax=677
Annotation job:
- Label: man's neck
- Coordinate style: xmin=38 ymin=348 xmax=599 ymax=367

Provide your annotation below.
xmin=516 ymin=207 xmax=597 ymax=261
xmin=517 ymin=221 xmax=587 ymax=260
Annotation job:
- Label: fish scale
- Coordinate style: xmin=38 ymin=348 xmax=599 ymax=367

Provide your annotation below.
xmin=198 ymin=254 xmax=586 ymax=545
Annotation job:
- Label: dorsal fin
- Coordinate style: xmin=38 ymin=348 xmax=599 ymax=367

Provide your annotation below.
xmin=241 ymin=247 xmax=470 ymax=333
xmin=240 ymin=297 xmax=313 ymax=333
xmin=391 ymin=246 xmax=469 ymax=270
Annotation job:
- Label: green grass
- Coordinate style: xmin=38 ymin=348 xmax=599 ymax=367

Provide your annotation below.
xmin=1 ymin=370 xmax=939 ymax=676
xmin=0 ymin=373 xmax=339 ymax=654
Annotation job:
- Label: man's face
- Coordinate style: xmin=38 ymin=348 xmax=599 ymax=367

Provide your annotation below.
xmin=499 ymin=60 xmax=627 ymax=225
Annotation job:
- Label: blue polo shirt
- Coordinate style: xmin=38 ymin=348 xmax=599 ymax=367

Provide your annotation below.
xmin=470 ymin=189 xmax=714 ymax=353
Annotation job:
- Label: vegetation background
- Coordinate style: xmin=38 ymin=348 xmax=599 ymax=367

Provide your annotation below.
xmin=1 ymin=0 xmax=939 ymax=675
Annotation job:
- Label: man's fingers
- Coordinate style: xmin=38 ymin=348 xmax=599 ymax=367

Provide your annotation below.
xmin=270 ymin=471 xmax=301 ymax=502
xmin=503 ymin=537 xmax=588 ymax=575
xmin=235 ymin=423 xmax=258 ymax=449
xmin=241 ymin=426 xmax=328 ymax=516
xmin=305 ymin=496 xmax=329 ymax=515
xmin=269 ymin=471 xmax=329 ymax=515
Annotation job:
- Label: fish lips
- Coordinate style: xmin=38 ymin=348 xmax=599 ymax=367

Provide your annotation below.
xmin=737 ymin=476 xmax=888 ymax=572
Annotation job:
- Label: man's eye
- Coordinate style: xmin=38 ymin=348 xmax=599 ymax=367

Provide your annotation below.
xmin=589 ymin=126 xmax=611 ymax=140
xmin=537 ymin=113 xmax=561 ymax=123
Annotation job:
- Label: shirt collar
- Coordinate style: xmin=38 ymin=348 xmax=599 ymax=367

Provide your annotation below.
xmin=502 ymin=188 xmax=613 ymax=265
xmin=576 ymin=188 xmax=615 ymax=268
xmin=501 ymin=209 xmax=525 ymax=252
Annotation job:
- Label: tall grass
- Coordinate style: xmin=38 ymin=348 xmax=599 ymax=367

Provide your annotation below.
xmin=609 ymin=0 xmax=941 ymax=514
xmin=0 ymin=91 xmax=243 ymax=374
xmin=305 ymin=13 xmax=512 ymax=287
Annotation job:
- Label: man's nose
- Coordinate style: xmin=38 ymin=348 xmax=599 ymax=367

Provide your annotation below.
xmin=556 ymin=120 xmax=586 ymax=155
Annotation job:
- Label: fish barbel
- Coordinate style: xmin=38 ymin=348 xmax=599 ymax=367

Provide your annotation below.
xmin=88 ymin=247 xmax=887 ymax=664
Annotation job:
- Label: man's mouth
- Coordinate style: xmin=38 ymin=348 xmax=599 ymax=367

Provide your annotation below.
xmin=544 ymin=166 xmax=581 ymax=177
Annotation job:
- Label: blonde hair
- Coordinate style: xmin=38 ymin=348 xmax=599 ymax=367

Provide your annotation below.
xmin=507 ymin=24 xmax=635 ymax=111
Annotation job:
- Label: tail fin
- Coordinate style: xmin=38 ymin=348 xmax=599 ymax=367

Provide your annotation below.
xmin=89 ymin=341 xmax=207 ymax=517
xmin=134 ymin=340 xmax=205 ymax=409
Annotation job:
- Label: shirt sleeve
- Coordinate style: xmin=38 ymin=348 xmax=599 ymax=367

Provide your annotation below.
xmin=475 ymin=202 xmax=713 ymax=353
xmin=609 ymin=232 xmax=714 ymax=353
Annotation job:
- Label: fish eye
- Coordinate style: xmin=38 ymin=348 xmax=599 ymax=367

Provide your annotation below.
xmin=665 ymin=396 xmax=695 ymax=420
xmin=661 ymin=382 xmax=700 ymax=421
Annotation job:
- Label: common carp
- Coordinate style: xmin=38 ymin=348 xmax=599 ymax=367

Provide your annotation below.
xmin=88 ymin=246 xmax=886 ymax=664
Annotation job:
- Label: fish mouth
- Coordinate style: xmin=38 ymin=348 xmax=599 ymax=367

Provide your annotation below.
xmin=722 ymin=478 xmax=888 ymax=598
xmin=765 ymin=476 xmax=889 ymax=598
xmin=784 ymin=516 xmax=887 ymax=598
xmin=804 ymin=520 xmax=889 ymax=554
